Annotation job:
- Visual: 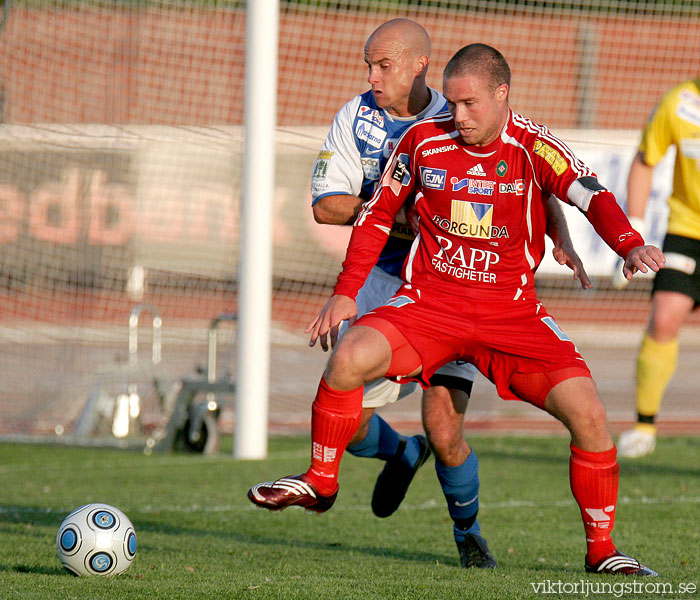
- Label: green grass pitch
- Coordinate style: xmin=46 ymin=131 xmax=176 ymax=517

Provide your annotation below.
xmin=0 ymin=435 xmax=697 ymax=599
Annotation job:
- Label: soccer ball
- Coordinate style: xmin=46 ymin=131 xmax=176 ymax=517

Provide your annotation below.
xmin=56 ymin=503 xmax=137 ymax=576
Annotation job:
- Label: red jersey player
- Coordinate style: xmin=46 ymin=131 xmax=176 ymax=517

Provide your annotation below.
xmin=249 ymin=44 xmax=665 ymax=576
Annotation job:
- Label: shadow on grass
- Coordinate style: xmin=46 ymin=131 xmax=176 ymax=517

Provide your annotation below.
xmin=140 ymin=519 xmax=455 ymax=566
xmin=0 ymin=506 xmax=63 ymax=527
xmin=5 ymin=564 xmax=68 ymax=575
xmin=474 ymin=445 xmax=700 ymax=478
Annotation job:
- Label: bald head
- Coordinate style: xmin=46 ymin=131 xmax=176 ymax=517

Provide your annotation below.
xmin=365 ymin=18 xmax=431 ymax=61
xmin=363 ymin=18 xmax=432 ymax=117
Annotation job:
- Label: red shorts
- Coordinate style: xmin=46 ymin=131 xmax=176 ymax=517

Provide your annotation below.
xmin=353 ymin=285 xmax=591 ymax=409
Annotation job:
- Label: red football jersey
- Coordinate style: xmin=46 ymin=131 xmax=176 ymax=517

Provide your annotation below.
xmin=334 ymin=110 xmax=643 ymax=301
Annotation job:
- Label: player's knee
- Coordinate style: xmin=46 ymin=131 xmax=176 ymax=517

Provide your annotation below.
xmin=325 ymin=345 xmax=362 ymax=388
xmin=563 ymin=398 xmax=610 ymax=444
xmin=325 ymin=331 xmax=389 ymax=389
xmin=576 ymin=398 xmax=608 ymax=430
xmin=648 ymin=292 xmax=694 ymax=339
xmin=546 ymin=378 xmax=607 ymax=428
xmin=648 ymin=312 xmax=683 ymax=341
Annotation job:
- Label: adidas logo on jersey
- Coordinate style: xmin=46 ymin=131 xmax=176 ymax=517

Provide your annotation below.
xmin=466 ymin=163 xmax=486 ymax=176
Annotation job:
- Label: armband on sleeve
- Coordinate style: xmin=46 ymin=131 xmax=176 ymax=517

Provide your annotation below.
xmin=566 ymin=176 xmax=606 ymax=212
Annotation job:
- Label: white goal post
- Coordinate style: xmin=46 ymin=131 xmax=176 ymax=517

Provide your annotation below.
xmin=235 ymin=0 xmax=279 ymax=459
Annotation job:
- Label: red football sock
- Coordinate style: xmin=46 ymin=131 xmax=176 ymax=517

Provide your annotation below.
xmin=569 ymin=443 xmax=619 ymax=564
xmin=305 ymin=377 xmax=363 ymax=496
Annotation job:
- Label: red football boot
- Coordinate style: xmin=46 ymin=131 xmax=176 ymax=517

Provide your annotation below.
xmin=585 ymin=551 xmax=658 ymax=576
xmin=247 ymin=474 xmax=338 ymax=513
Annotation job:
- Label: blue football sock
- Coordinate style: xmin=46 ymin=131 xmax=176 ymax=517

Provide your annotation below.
xmin=347 ymin=414 xmax=402 ymax=461
xmin=435 ymin=450 xmax=482 ymax=541
xmin=400 ymin=435 xmax=420 ymax=467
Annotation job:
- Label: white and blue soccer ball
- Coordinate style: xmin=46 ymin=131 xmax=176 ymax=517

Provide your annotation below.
xmin=56 ymin=503 xmax=137 ymax=576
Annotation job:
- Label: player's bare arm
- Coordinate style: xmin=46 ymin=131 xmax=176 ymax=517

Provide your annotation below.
xmin=313 ymin=193 xmax=413 ymax=229
xmin=611 ymin=155 xmax=654 ymax=289
xmin=622 ymin=245 xmax=666 ymax=280
xmin=626 ymin=152 xmax=654 ymax=220
xmin=313 ymin=194 xmax=365 ymax=225
xmin=306 ymin=294 xmax=358 ymax=351
xmin=545 ymin=195 xmax=592 ymax=289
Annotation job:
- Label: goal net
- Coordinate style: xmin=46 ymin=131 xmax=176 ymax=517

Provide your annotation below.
xmin=1 ymin=0 xmax=698 ymax=441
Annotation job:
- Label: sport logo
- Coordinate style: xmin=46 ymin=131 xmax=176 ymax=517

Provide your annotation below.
xmin=452 ymin=177 xmax=470 ymax=192
xmin=541 ymin=316 xmax=571 ymax=341
xmin=679 ymin=89 xmax=700 ymax=108
xmin=312 ymin=442 xmax=337 ymax=463
xmin=356 ymin=121 xmax=387 ymax=149
xmin=384 ymin=295 xmax=416 ymax=309
xmin=432 ymin=235 xmax=500 ymax=282
xmin=533 ymin=139 xmax=568 ymax=175
xmin=466 ymin=163 xmax=486 ymax=176
xmin=312 ymin=150 xmax=333 ymax=179
xmin=93 ymin=511 xmax=116 ymax=529
xmin=677 ymin=97 xmax=700 ymax=128
xmin=392 ymin=161 xmax=407 ymax=182
xmin=421 ymin=144 xmax=458 ymax=157
xmin=449 ymin=200 xmax=493 ymax=239
xmin=584 ymin=505 xmax=615 ymax=530
xmin=358 ymin=105 xmax=385 ymax=127
xmin=454 ymin=494 xmax=478 ymax=507
xmin=498 ymin=179 xmax=525 ymax=195
xmin=451 ymin=177 xmax=495 ymax=195
xmin=382 ymin=153 xmax=411 ymax=196
xmin=90 ymin=552 xmax=114 ymax=573
xmin=361 ymin=157 xmax=380 ymax=180
xmin=618 ymin=231 xmax=634 ymax=242
xmin=420 ymin=166 xmax=447 ymax=190
xmin=433 ymin=213 xmax=508 ymax=240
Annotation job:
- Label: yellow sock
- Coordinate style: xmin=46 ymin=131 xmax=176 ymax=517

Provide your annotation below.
xmin=633 ymin=422 xmax=658 ymax=435
xmin=635 ymin=334 xmax=678 ymax=427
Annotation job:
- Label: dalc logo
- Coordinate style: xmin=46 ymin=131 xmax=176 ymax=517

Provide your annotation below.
xmin=496 ymin=160 xmax=508 ymax=176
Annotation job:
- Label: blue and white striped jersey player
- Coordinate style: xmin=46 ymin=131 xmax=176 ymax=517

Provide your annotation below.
xmin=308 ymin=19 xmax=590 ymax=568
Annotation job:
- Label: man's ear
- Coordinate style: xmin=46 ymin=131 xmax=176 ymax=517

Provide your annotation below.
xmin=415 ymin=55 xmax=429 ymax=77
xmin=495 ymin=83 xmax=509 ymax=101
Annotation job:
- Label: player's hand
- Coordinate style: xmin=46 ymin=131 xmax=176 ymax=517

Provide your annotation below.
xmin=612 ymin=216 xmax=647 ymax=289
xmin=622 ymin=245 xmax=666 ymax=282
xmin=305 ymin=295 xmax=357 ymax=351
xmin=395 ymin=205 xmax=408 ymax=225
xmin=552 ymin=241 xmax=593 ymax=289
